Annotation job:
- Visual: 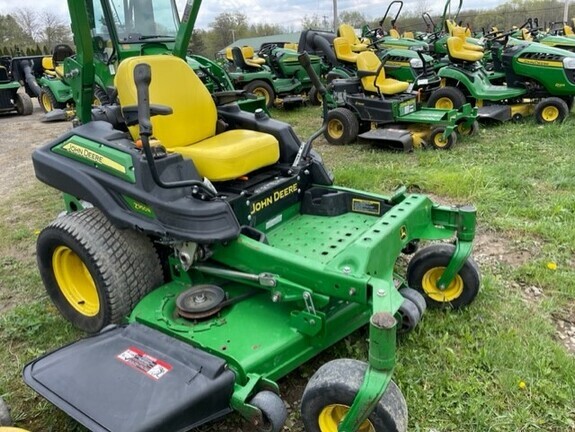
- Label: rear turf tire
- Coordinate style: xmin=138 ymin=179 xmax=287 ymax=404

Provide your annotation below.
xmin=245 ymin=80 xmax=275 ymax=109
xmin=36 ymin=208 xmax=163 ymax=333
xmin=38 ymin=88 xmax=65 ymax=113
xmin=15 ymin=92 xmax=33 ymax=116
xmin=427 ymin=86 xmax=467 ymax=110
xmin=324 ymin=107 xmax=359 ymax=145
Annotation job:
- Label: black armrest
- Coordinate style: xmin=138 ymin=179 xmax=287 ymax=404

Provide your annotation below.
xmin=356 ymin=70 xmax=377 ymax=79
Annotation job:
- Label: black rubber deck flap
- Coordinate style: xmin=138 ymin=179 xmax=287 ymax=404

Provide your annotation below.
xmin=23 ymin=323 xmax=235 ymax=432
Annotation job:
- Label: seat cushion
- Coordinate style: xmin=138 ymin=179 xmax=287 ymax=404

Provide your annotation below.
xmin=364 ymin=77 xmax=410 ymax=95
xmin=172 ymin=129 xmax=279 ymax=181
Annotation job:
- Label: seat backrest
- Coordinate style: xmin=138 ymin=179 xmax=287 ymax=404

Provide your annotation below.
xmin=356 ymin=51 xmax=384 ymax=89
xmin=338 ymin=24 xmax=361 ymax=46
xmin=564 ymin=25 xmax=574 ymax=36
xmin=452 ymin=26 xmax=467 ymax=41
xmin=521 ymin=28 xmax=532 ymax=41
xmin=403 ymin=31 xmax=414 ymax=39
xmin=115 ymin=55 xmax=217 ymax=149
xmin=333 ymin=37 xmax=357 ymax=63
xmin=446 ymin=36 xmax=483 ymax=62
xmin=284 ymin=42 xmax=298 ymax=50
xmin=0 ymin=66 xmax=9 ymax=83
xmin=52 ymin=44 xmax=74 ymax=63
xmin=225 ymin=47 xmax=233 ymax=61
xmin=241 ymin=46 xmax=255 ymax=59
xmin=389 ymin=28 xmax=400 ymax=38
xmin=42 ymin=56 xmax=54 ymax=71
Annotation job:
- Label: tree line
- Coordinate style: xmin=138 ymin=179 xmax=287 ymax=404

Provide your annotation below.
xmin=0 ymin=0 xmax=570 ymax=60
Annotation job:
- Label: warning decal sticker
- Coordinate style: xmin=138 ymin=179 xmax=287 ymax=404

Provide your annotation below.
xmin=117 ymin=346 xmax=172 ymax=380
xmin=351 ymin=198 xmax=381 ymax=216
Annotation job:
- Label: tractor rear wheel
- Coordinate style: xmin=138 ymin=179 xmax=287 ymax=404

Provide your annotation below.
xmin=15 ymin=93 xmax=33 ymax=116
xmin=324 ymin=108 xmax=359 ymax=145
xmin=534 ymin=97 xmax=569 ymax=124
xmin=245 ymin=80 xmax=275 ymax=109
xmin=406 ymin=244 xmax=481 ymax=309
xmin=38 ymin=88 xmax=65 ymax=113
xmin=427 ymin=86 xmax=467 ymax=110
xmin=301 ymin=359 xmax=407 ymax=432
xmin=36 ymin=207 xmax=163 ymax=333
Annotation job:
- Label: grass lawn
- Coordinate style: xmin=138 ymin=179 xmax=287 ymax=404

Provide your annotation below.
xmin=0 ymin=106 xmax=574 ymax=431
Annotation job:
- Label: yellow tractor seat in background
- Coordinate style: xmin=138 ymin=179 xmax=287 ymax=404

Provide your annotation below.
xmin=564 ymin=24 xmax=574 ymax=36
xmin=356 ymin=51 xmax=409 ymax=95
xmin=453 ymin=26 xmax=483 ymax=52
xmin=446 ymin=36 xmax=484 ymax=62
xmin=403 ymin=31 xmax=415 ymax=39
xmin=521 ymin=28 xmax=533 ymax=41
xmin=241 ymin=46 xmax=265 ymax=65
xmin=389 ymin=28 xmax=400 ymax=38
xmin=337 ymin=24 xmax=368 ymax=52
xmin=333 ymin=37 xmax=359 ymax=63
xmin=284 ymin=43 xmax=298 ymax=50
xmin=115 ymin=55 xmax=279 ymax=182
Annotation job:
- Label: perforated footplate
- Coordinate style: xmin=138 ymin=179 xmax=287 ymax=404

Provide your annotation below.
xmin=266 ymin=212 xmax=377 ymax=263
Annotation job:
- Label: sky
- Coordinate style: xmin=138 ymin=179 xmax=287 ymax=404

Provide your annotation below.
xmin=0 ymin=0 xmax=507 ymax=31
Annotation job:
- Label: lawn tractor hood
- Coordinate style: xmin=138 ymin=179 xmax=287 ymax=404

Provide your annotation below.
xmin=23 ymin=324 xmax=235 ymax=432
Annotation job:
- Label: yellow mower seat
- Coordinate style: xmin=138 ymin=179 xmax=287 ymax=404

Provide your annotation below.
xmin=564 ymin=25 xmax=574 ymax=36
xmin=333 ymin=37 xmax=359 ymax=63
xmin=521 ymin=28 xmax=533 ymax=41
xmin=356 ymin=51 xmax=409 ymax=95
xmin=338 ymin=24 xmax=368 ymax=52
xmin=284 ymin=43 xmax=298 ymax=50
xmin=403 ymin=31 xmax=415 ymax=39
xmin=241 ymin=46 xmax=266 ymax=66
xmin=389 ymin=28 xmax=400 ymax=38
xmin=453 ymin=27 xmax=483 ymax=52
xmin=115 ymin=55 xmax=279 ymax=182
xmin=446 ymin=36 xmax=483 ymax=62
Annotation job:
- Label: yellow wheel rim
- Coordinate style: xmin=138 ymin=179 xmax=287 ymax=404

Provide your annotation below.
xmin=327 ymin=118 xmax=344 ymax=139
xmin=52 ymin=246 xmax=100 ymax=316
xmin=541 ymin=105 xmax=559 ymax=122
xmin=457 ymin=122 xmax=470 ymax=135
xmin=433 ymin=132 xmax=448 ymax=148
xmin=318 ymin=404 xmax=375 ymax=432
xmin=435 ymin=97 xmax=454 ymax=110
xmin=421 ymin=267 xmax=464 ymax=302
xmin=252 ymin=87 xmax=270 ymax=105
xmin=41 ymin=92 xmax=53 ymax=112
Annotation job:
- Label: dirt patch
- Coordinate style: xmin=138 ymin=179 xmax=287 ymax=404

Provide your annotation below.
xmin=472 ymin=228 xmax=539 ymax=269
xmin=0 ymin=100 xmax=69 ymax=204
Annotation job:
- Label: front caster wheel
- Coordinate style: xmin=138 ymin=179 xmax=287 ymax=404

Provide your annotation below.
xmin=406 ymin=244 xmax=481 ymax=309
xmin=249 ymin=390 xmax=287 ymax=432
xmin=301 ymin=359 xmax=407 ymax=432
xmin=429 ymin=127 xmax=457 ymax=150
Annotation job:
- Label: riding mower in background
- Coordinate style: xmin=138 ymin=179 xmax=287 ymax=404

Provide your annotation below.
xmin=0 ymin=56 xmax=33 ymax=116
xmin=299 ymin=26 xmax=440 ymax=101
xmin=323 ymin=49 xmax=478 ymax=149
xmin=428 ymin=22 xmax=575 ymax=123
xmin=512 ymin=18 xmax=575 ymax=52
xmin=361 ymin=1 xmax=428 ymax=52
xmin=22 ymin=1 xmax=482 ymax=431
xmin=225 ymin=43 xmax=326 ymax=109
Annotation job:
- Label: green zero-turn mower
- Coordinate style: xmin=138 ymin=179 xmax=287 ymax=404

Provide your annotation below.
xmin=428 ymin=21 xmax=575 ymax=123
xmin=323 ymin=49 xmax=478 ymax=150
xmin=223 ymin=43 xmax=326 ymax=109
xmin=0 ymin=56 xmax=33 ymax=116
xmin=298 ymin=27 xmax=440 ymax=102
xmin=14 ymin=0 xmax=262 ymax=121
xmin=23 ymin=1 xmax=482 ymax=431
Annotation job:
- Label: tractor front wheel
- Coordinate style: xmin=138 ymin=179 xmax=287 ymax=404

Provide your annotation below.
xmin=15 ymin=93 xmax=33 ymax=116
xmin=36 ymin=208 xmax=163 ymax=333
xmin=429 ymin=127 xmax=457 ymax=150
xmin=301 ymin=359 xmax=407 ymax=432
xmin=406 ymin=244 xmax=481 ymax=309
xmin=324 ymin=108 xmax=359 ymax=145
xmin=427 ymin=86 xmax=467 ymax=110
xmin=534 ymin=97 xmax=569 ymax=124
xmin=245 ymin=80 xmax=275 ymax=109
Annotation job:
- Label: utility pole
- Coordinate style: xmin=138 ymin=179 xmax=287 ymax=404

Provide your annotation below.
xmin=564 ymin=0 xmax=570 ymax=22
xmin=333 ymin=0 xmax=338 ymax=31
xmin=231 ymin=29 xmax=235 ymax=43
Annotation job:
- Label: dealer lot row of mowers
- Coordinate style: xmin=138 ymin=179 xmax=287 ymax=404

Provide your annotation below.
xmin=0 ymin=0 xmax=486 ymax=431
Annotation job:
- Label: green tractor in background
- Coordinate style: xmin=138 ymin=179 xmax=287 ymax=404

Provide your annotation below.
xmin=428 ymin=21 xmax=575 ymax=123
xmin=18 ymin=0 xmax=482 ymax=431
xmin=0 ymin=56 xmax=33 ymax=116
xmin=512 ymin=17 xmax=575 ymax=52
xmin=223 ymin=43 xmax=327 ymax=109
